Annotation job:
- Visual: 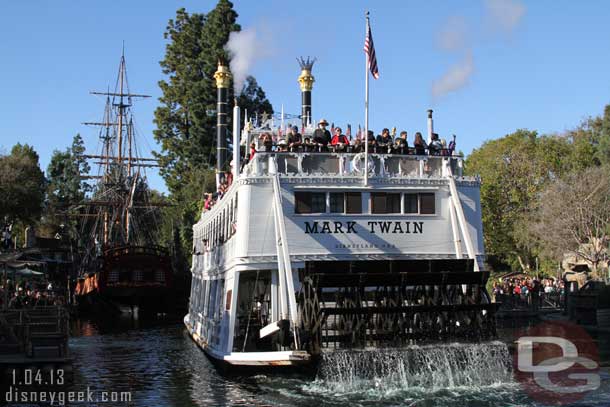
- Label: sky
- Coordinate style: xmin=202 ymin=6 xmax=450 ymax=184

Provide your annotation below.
xmin=1 ymin=0 xmax=610 ymax=193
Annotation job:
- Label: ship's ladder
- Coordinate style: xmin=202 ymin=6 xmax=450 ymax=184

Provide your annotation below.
xmin=445 ymin=159 xmax=480 ymax=271
xmin=258 ymin=156 xmax=301 ymax=348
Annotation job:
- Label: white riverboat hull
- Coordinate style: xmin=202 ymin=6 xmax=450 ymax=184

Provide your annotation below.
xmin=184 ymin=316 xmax=311 ymax=370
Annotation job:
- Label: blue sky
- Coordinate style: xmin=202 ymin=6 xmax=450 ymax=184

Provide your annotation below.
xmin=1 ymin=0 xmax=610 ymax=193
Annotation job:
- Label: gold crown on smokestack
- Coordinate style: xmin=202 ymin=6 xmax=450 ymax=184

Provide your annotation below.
xmin=214 ymin=60 xmax=232 ymax=89
xmin=297 ymin=56 xmax=316 ymax=92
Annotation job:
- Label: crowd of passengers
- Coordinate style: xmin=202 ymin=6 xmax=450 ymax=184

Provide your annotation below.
xmin=203 ymin=119 xmax=457 ymax=213
xmin=251 ymin=119 xmax=456 ymax=157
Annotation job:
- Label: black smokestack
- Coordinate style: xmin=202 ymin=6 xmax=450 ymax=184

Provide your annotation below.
xmin=214 ymin=62 xmax=231 ymax=184
xmin=297 ymin=57 xmax=316 ymax=129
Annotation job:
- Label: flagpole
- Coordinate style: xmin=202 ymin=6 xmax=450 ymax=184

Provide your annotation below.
xmin=364 ymin=11 xmax=370 ymax=186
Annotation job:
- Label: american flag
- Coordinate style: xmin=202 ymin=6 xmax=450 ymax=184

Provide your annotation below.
xmin=364 ymin=23 xmax=379 ymax=79
xmin=346 ymin=124 xmax=352 ymax=140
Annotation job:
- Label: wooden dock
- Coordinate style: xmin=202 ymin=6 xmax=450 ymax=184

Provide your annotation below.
xmin=0 ymin=306 xmax=72 ymax=383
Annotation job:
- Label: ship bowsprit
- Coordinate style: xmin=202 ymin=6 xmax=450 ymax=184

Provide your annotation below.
xmin=297 ymin=259 xmax=496 ymax=356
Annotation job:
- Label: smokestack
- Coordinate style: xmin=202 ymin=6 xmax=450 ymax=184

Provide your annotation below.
xmin=427 ymin=109 xmax=434 ymax=144
xmin=297 ymin=57 xmax=316 ymax=129
xmin=232 ymin=99 xmax=241 ymax=181
xmin=214 ymin=61 xmax=231 ymax=187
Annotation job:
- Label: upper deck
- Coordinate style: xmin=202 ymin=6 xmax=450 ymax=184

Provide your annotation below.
xmin=245 ymin=151 xmax=466 ymax=180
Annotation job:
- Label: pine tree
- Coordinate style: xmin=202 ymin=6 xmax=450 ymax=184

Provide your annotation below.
xmin=154 ymin=1 xmax=273 ymax=196
xmin=154 ymin=2 xmax=274 ymax=268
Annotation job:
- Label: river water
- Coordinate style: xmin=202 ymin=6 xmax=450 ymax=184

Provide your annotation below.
xmin=63 ymin=316 xmax=610 ymax=407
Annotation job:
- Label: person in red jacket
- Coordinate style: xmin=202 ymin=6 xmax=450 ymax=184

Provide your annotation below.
xmin=330 ymin=127 xmax=350 ymax=152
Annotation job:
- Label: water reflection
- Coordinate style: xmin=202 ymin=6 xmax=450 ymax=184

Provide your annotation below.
xmin=65 ymin=316 xmax=609 ymax=407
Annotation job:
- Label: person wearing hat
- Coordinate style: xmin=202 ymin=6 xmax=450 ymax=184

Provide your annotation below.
xmin=312 ymin=119 xmax=331 ymax=150
xmin=287 ymin=125 xmax=302 ymax=152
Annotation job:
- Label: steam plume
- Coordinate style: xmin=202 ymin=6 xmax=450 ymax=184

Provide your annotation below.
xmin=225 ymin=26 xmax=271 ymax=94
xmin=431 ymin=0 xmax=525 ymax=100
xmin=432 ymin=51 xmax=474 ymax=99
xmin=484 ymin=0 xmax=525 ymax=33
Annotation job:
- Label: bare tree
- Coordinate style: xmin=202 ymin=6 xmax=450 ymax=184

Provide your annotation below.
xmin=529 ymin=166 xmax=610 ymax=278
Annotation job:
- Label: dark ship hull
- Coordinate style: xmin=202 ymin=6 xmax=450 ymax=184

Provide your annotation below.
xmin=75 ymin=245 xmax=174 ymax=315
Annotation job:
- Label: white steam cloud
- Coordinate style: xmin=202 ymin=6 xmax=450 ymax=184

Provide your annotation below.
xmin=437 ymin=16 xmax=468 ymax=52
xmin=484 ymin=0 xmax=526 ymax=33
xmin=432 ymin=52 xmax=474 ymax=99
xmin=225 ymin=26 xmax=272 ymax=94
xmin=431 ymin=0 xmax=525 ymax=100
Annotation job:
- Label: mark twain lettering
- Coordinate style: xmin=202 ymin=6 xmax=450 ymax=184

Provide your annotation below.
xmin=304 ymin=221 xmax=424 ymax=234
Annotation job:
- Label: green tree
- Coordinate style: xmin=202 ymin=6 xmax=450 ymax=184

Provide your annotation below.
xmin=465 ymin=130 xmax=574 ymax=271
xmin=236 ymin=76 xmax=273 ymax=121
xmin=153 ymin=2 xmax=274 ymax=270
xmin=154 ymin=2 xmax=273 ymax=196
xmin=47 ymin=134 xmax=91 ymax=208
xmin=0 ymin=144 xmax=46 ymax=224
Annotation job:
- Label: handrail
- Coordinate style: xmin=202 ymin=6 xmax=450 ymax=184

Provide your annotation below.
xmin=244 ymin=151 xmax=463 ymax=178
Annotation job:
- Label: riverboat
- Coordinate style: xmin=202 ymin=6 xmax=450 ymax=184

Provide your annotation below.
xmin=184 ymin=59 xmax=495 ymax=372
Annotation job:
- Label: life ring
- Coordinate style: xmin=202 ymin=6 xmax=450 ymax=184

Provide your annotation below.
xmin=352 ymin=153 xmax=375 ymax=173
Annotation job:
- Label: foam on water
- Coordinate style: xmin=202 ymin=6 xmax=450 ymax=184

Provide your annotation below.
xmin=311 ymin=341 xmax=513 ymax=395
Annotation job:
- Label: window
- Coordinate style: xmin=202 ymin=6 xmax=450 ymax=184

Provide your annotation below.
xmin=371 ymin=193 xmax=401 ymax=214
xmin=329 ymin=193 xmax=344 ymax=213
xmin=295 ymin=192 xmax=326 ymax=213
xmin=420 ymin=193 xmax=435 ymax=214
xmin=404 ymin=193 xmax=418 ymax=214
xmin=346 ymin=192 xmax=362 ymax=214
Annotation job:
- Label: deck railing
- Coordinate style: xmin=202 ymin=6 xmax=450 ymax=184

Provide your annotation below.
xmin=245 ymin=152 xmax=463 ymax=178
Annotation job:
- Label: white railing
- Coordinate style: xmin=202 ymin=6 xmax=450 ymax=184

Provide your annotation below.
xmin=245 ymin=152 xmax=463 ymax=178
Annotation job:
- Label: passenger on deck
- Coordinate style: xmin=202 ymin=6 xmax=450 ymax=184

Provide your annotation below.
xmin=312 ymin=119 xmax=331 ymax=150
xmin=303 ymin=137 xmax=313 ymax=152
xmin=448 ymin=134 xmax=457 ymax=156
xmin=352 ymin=138 xmax=364 ymax=153
xmin=394 ymin=131 xmax=408 ymax=154
xmin=366 ymin=130 xmax=376 ymax=152
xmin=277 ymin=139 xmax=289 ymax=152
xmin=287 ymin=125 xmax=302 ymax=152
xmin=330 ymin=127 xmax=350 ymax=152
xmin=258 ymin=132 xmax=273 ymax=152
xmin=413 ymin=132 xmax=427 ymax=155
xmin=428 ymin=133 xmax=442 ymax=156
xmin=204 ymin=193 xmax=213 ymax=211
xmin=440 ymin=138 xmax=449 ymax=156
xmin=376 ymin=128 xmax=393 ymax=153
xmin=249 ymin=142 xmax=256 ymax=161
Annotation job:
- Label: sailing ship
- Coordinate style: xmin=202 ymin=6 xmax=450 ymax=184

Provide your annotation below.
xmin=74 ymin=53 xmax=173 ymax=314
xmin=184 ymin=59 xmax=495 ymax=372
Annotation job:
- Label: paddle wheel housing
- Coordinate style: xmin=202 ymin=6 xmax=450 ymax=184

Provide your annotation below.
xmin=298 ymin=260 xmax=496 ymax=355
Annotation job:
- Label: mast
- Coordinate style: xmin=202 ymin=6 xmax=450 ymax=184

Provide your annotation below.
xmin=84 ymin=51 xmax=152 ymax=247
